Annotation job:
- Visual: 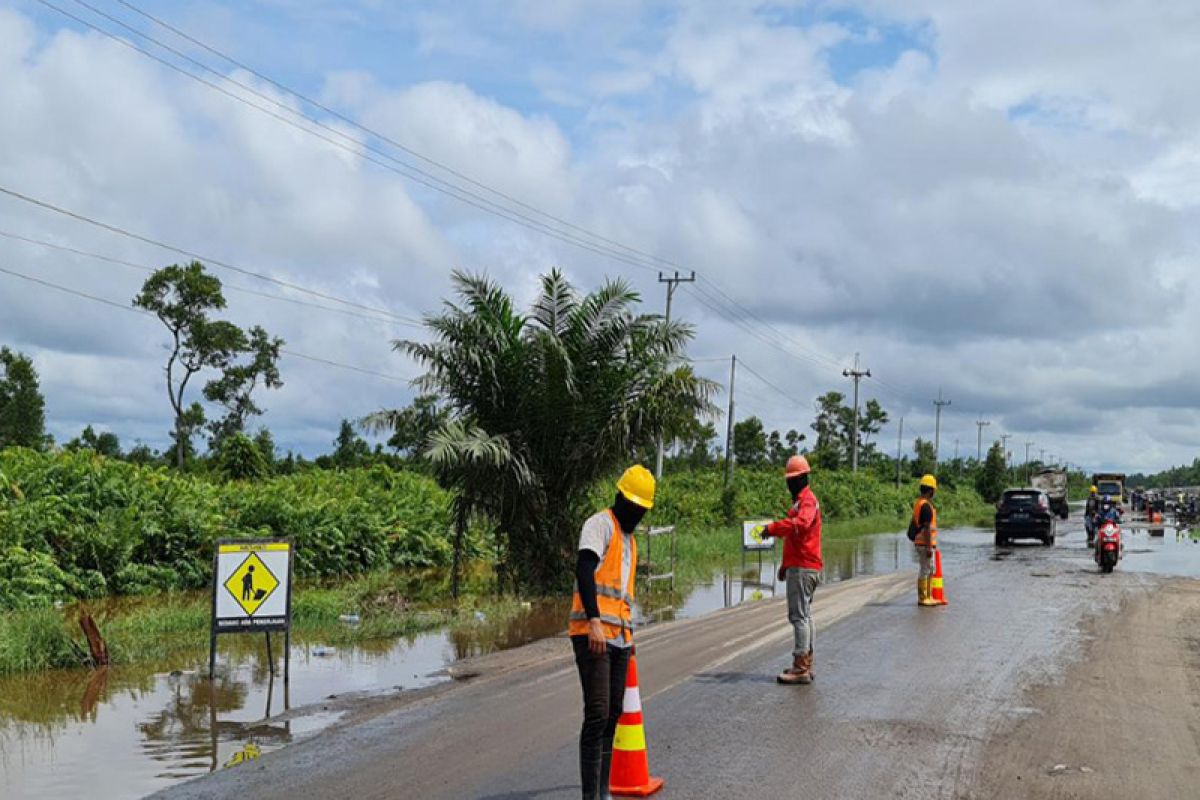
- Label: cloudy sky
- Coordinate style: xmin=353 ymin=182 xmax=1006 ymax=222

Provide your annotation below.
xmin=2 ymin=0 xmax=1199 ymax=473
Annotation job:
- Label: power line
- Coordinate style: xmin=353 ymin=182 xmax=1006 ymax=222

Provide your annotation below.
xmin=737 ymin=358 xmax=796 ymax=404
xmin=0 ymin=228 xmax=419 ymax=328
xmin=0 ymin=263 xmax=413 ymax=383
xmin=0 ymin=184 xmax=424 ymax=325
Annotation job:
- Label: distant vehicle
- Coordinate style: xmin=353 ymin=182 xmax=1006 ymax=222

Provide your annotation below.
xmin=1091 ymin=472 xmax=1126 ymax=504
xmin=1030 ymin=469 xmax=1069 ymax=519
xmin=995 ymin=489 xmax=1057 ymax=546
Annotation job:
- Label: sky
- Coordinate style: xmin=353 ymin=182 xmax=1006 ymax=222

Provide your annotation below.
xmin=2 ymin=0 xmax=1199 ymax=474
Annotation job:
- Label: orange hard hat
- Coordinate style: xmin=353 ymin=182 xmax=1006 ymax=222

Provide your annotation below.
xmin=785 ymin=455 xmax=811 ymax=477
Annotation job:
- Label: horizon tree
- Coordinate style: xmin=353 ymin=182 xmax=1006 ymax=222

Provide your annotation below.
xmin=0 ymin=347 xmax=47 ymax=450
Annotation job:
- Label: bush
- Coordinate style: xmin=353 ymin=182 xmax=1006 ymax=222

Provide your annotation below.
xmin=0 ymin=449 xmax=455 ymax=610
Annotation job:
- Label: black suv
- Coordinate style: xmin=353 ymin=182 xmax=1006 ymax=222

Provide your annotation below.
xmin=995 ymin=489 xmax=1056 ymax=546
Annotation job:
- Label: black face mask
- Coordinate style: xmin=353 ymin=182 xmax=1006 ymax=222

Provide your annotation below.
xmin=787 ymin=474 xmax=809 ymax=498
xmin=612 ymin=493 xmax=648 ymax=533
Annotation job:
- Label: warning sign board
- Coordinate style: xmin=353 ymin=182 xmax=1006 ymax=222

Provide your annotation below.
xmin=742 ymin=520 xmax=775 ymax=551
xmin=212 ymin=540 xmax=292 ymax=632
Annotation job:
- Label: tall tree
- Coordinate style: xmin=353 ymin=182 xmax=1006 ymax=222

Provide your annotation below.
xmin=134 ymin=262 xmax=282 ymax=468
xmin=405 ymin=269 xmax=717 ymax=592
xmin=733 ymin=416 xmax=768 ymax=466
xmin=330 ymin=419 xmax=371 ymax=468
xmin=204 ymin=326 xmax=283 ymax=448
xmin=0 ymin=347 xmax=47 ymax=450
xmin=912 ymin=437 xmax=937 ymax=478
xmin=976 ymin=440 xmax=1008 ymax=502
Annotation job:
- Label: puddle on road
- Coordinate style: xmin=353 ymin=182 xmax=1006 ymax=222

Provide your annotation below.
xmin=0 ymin=525 xmax=988 ymax=800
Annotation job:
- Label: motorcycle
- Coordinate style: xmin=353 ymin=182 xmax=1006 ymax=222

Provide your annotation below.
xmin=1095 ymin=519 xmax=1122 ymax=573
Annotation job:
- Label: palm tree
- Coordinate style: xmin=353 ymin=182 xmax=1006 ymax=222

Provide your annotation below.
xmin=400 ymin=268 xmax=718 ymax=592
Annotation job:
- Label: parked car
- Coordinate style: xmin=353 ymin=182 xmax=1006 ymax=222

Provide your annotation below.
xmin=995 ymin=488 xmax=1056 ymax=546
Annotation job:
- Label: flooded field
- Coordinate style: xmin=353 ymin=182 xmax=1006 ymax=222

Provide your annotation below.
xmin=7 ymin=519 xmax=1198 ymax=800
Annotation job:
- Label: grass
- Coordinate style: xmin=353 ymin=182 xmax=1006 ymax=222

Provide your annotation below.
xmin=0 ymin=571 xmax=529 ymax=678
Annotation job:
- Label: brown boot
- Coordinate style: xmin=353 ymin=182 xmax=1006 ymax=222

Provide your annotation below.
xmin=777 ymin=654 xmax=812 ymax=685
xmin=803 ymin=651 xmax=814 ymax=682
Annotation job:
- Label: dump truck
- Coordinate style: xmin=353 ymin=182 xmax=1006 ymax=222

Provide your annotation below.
xmin=1030 ymin=468 xmax=1070 ymax=519
xmin=1091 ymin=472 xmax=1126 ymax=505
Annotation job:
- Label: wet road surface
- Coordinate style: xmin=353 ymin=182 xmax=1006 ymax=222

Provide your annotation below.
xmin=153 ymin=514 xmax=1200 ymax=799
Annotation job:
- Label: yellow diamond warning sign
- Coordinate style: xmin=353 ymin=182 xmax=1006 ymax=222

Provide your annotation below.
xmin=222 ymin=552 xmax=280 ymax=616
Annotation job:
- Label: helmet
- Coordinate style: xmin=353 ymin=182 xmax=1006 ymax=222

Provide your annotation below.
xmin=616 ymin=465 xmax=656 ymax=509
xmin=919 ymin=474 xmax=938 ymax=490
xmin=785 ymin=455 xmax=811 ymax=477
xmin=1090 ymin=485 xmax=1098 ymax=494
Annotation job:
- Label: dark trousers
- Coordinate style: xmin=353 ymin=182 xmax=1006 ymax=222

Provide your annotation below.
xmin=571 ymin=635 xmax=630 ymax=800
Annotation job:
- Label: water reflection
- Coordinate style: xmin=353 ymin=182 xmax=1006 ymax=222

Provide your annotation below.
xmin=0 ymin=528 xmax=930 ymax=800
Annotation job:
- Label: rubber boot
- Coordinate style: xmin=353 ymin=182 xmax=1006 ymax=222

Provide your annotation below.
xmin=918 ymin=578 xmax=938 ymax=607
xmin=777 ymin=655 xmax=811 ymax=685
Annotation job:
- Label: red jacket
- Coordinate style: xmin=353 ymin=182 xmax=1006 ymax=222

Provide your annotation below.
xmin=764 ymin=487 xmax=823 ymax=570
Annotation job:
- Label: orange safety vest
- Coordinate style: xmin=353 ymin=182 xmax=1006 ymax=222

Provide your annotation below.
xmin=568 ymin=510 xmax=636 ymax=644
xmin=912 ymin=497 xmax=938 ymax=549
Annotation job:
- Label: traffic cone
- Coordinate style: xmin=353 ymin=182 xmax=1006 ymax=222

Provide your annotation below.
xmin=609 ymin=656 xmax=664 ymax=797
xmin=931 ymin=549 xmax=948 ymax=606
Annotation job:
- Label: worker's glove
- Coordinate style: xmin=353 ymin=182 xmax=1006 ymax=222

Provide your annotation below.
xmin=777 ymin=565 xmax=788 ymax=582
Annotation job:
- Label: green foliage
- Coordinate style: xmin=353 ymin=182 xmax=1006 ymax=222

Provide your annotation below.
xmin=66 ymin=425 xmax=122 ymax=457
xmin=975 ymin=441 xmax=1008 ymax=502
xmin=404 ymin=269 xmax=718 ymax=592
xmin=133 ymin=262 xmax=283 ymax=467
xmin=0 ymin=347 xmax=47 ymax=450
xmin=732 ymin=416 xmax=767 ymax=466
xmin=0 ymin=449 xmax=455 ymax=610
xmin=912 ymin=437 xmax=937 ymax=477
xmin=362 ymin=394 xmax=450 ymax=457
xmin=216 ymin=432 xmax=269 ymax=481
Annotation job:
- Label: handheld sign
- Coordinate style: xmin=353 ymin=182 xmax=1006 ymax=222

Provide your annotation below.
xmin=210 ymin=539 xmax=293 ymax=679
xmin=742 ymin=520 xmax=774 ymax=552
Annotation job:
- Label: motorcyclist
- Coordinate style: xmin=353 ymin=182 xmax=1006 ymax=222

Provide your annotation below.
xmin=1084 ymin=486 xmax=1100 ymax=546
xmin=1095 ymin=494 xmax=1121 ymax=561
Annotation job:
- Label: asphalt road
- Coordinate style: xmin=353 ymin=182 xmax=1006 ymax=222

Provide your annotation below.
xmin=156 ymin=516 xmax=1200 ymax=800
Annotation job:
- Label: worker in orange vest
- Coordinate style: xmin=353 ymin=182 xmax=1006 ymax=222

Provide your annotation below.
xmin=568 ymin=465 xmax=655 ymax=800
xmin=758 ymin=454 xmax=823 ymax=685
xmin=911 ymin=474 xmax=940 ymax=606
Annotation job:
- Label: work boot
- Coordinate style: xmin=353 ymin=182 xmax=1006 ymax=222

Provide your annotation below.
xmin=802 ymin=651 xmax=815 ymax=682
xmin=918 ymin=578 xmax=938 ymax=607
xmin=777 ymin=655 xmax=812 ymax=685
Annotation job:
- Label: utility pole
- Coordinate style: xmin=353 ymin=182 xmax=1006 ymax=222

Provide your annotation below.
xmin=999 ymin=433 xmax=1013 ymax=470
xmin=842 ymin=353 xmax=871 ymax=473
xmin=975 ymin=416 xmax=991 ymax=461
xmin=1025 ymin=441 xmax=1034 ymax=483
xmin=933 ymin=388 xmax=951 ymax=472
xmin=655 ymin=270 xmax=696 ymax=479
xmin=723 ymin=354 xmax=737 ymax=488
xmin=895 ymin=417 xmax=904 ymax=488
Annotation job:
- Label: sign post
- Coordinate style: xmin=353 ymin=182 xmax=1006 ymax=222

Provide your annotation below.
xmin=210 ymin=539 xmax=293 ymax=682
xmin=740 ymin=520 xmax=777 ymax=602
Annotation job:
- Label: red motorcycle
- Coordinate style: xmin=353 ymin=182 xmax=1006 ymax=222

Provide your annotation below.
xmin=1095 ymin=519 xmax=1122 ymax=573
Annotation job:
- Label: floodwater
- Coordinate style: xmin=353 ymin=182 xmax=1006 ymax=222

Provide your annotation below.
xmin=6 ymin=517 xmax=1198 ymax=800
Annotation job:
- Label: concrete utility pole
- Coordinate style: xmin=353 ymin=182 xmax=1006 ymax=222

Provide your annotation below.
xmin=1025 ymin=441 xmax=1035 ymax=483
xmin=999 ymin=433 xmax=1013 ymax=470
xmin=933 ymin=388 xmax=952 ymax=472
xmin=723 ymin=354 xmax=737 ymax=488
xmin=976 ymin=416 xmax=991 ymax=461
xmin=655 ymin=270 xmax=696 ymax=479
xmin=895 ymin=417 xmax=904 ymax=488
xmin=843 ymin=353 xmax=871 ymax=473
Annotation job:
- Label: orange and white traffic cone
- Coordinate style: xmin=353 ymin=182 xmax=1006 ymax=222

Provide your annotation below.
xmin=609 ymin=656 xmax=664 ymax=797
xmin=931 ymin=549 xmax=948 ymax=606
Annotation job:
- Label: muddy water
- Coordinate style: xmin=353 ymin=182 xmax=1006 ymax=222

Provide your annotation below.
xmin=0 ymin=527 xmax=951 ymax=800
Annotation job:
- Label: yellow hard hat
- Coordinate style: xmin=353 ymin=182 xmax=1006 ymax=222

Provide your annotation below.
xmin=919 ymin=474 xmax=938 ymax=490
xmin=616 ymin=464 xmax=656 ymax=509
xmin=1090 ymin=485 xmax=1098 ymax=494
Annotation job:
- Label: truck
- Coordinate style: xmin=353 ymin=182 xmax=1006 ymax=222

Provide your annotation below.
xmin=1091 ymin=472 xmax=1126 ymax=505
xmin=1030 ymin=468 xmax=1070 ymax=519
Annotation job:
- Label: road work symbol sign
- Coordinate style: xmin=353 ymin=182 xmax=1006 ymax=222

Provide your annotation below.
xmin=742 ymin=519 xmax=775 ymax=551
xmin=213 ymin=540 xmax=292 ymax=632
